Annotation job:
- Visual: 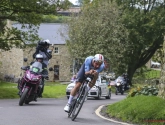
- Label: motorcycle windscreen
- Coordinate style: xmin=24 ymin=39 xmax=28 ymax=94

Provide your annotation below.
xmin=30 ymin=62 xmax=43 ymax=73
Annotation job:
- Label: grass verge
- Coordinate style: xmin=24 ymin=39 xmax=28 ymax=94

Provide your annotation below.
xmin=0 ymin=81 xmax=67 ymax=99
xmin=105 ymin=95 xmax=165 ymax=125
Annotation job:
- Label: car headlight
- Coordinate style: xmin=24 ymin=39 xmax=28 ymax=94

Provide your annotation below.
xmin=67 ymin=86 xmax=74 ymax=89
xmin=91 ymin=86 xmax=98 ymax=90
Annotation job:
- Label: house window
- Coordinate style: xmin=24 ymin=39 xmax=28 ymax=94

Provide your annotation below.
xmin=54 ymin=47 xmax=59 ymax=53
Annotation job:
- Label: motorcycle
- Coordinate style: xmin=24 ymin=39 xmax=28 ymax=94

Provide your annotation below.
xmin=18 ymin=61 xmax=47 ymax=106
xmin=115 ymin=76 xmax=126 ymax=95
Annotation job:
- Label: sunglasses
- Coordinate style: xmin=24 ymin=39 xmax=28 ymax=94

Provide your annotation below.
xmin=94 ymin=61 xmax=103 ymax=65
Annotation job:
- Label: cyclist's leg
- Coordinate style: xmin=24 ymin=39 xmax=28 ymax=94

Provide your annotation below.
xmin=64 ymin=63 xmax=85 ymax=112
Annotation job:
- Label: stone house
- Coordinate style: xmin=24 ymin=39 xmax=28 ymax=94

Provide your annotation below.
xmin=0 ymin=23 xmax=73 ymax=82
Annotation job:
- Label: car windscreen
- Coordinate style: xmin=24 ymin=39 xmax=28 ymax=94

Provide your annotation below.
xmin=101 ymin=76 xmax=107 ymax=83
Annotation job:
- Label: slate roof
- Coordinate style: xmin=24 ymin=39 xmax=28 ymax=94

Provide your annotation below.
xmin=12 ymin=23 xmax=68 ymax=44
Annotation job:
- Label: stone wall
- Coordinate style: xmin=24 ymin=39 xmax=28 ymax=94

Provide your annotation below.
xmin=49 ymin=44 xmax=73 ymax=81
xmin=23 ymin=44 xmax=73 ymax=82
xmin=0 ymin=48 xmax=23 ymax=80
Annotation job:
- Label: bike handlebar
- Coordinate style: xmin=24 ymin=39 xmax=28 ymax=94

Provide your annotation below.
xmin=85 ymin=74 xmax=94 ymax=82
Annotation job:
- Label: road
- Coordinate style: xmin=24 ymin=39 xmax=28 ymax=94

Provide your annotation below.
xmin=0 ymin=94 xmax=126 ymax=125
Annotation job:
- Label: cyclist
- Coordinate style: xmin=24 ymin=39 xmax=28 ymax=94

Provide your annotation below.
xmin=64 ymin=54 xmax=105 ymax=112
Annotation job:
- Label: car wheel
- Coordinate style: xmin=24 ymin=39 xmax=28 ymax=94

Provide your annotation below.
xmin=105 ymin=89 xmax=111 ymax=99
xmin=95 ymin=89 xmax=101 ymax=100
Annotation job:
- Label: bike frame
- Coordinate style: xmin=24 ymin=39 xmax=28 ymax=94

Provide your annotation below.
xmin=68 ymin=76 xmax=92 ymax=121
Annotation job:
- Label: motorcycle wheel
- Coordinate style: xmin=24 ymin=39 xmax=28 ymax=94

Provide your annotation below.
xmin=19 ymin=88 xmax=29 ymax=106
xmin=115 ymin=90 xmax=118 ymax=95
xmin=115 ymin=87 xmax=118 ymax=95
xmin=25 ymin=100 xmax=30 ymax=104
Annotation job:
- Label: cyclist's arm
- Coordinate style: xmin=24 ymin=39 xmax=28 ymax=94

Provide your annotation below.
xmin=84 ymin=58 xmax=92 ymax=75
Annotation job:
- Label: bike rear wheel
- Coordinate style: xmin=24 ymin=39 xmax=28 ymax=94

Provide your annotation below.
xmin=71 ymin=85 xmax=88 ymax=121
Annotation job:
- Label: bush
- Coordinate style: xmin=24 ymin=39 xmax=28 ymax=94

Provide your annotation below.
xmin=127 ymin=85 xmax=159 ymax=97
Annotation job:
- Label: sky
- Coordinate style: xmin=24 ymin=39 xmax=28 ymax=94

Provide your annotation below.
xmin=69 ymin=0 xmax=78 ymax=5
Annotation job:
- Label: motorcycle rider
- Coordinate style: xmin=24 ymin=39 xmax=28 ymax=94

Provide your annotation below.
xmin=32 ymin=39 xmax=52 ymax=96
xmin=64 ymin=54 xmax=106 ymax=112
xmin=33 ymin=39 xmax=52 ymax=66
xmin=31 ymin=54 xmax=48 ymax=97
xmin=122 ymin=73 xmax=129 ymax=90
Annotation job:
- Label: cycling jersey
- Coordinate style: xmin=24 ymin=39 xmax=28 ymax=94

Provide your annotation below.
xmin=76 ymin=56 xmax=105 ymax=83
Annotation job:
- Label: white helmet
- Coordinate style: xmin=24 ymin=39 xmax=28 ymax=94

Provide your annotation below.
xmin=39 ymin=39 xmax=51 ymax=45
xmin=93 ymin=54 xmax=104 ymax=63
xmin=36 ymin=54 xmax=43 ymax=60
xmin=43 ymin=39 xmax=50 ymax=44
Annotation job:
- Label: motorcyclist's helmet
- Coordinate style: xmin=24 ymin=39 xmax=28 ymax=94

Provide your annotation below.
xmin=93 ymin=54 xmax=104 ymax=64
xmin=38 ymin=39 xmax=51 ymax=48
xmin=122 ymin=73 xmax=128 ymax=78
xmin=36 ymin=54 xmax=43 ymax=62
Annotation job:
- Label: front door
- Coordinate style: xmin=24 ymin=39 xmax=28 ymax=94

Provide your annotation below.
xmin=54 ymin=65 xmax=59 ymax=80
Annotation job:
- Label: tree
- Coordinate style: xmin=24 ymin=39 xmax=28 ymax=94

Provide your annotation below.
xmin=66 ymin=0 xmax=129 ymax=76
xmin=0 ymin=0 xmax=71 ymax=50
xmin=113 ymin=0 xmax=165 ymax=85
xmin=66 ymin=0 xmax=165 ymax=85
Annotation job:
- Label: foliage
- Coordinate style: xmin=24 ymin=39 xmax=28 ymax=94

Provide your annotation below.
xmin=127 ymin=85 xmax=158 ymax=97
xmin=0 ymin=0 xmax=72 ymax=50
xmin=106 ymin=95 xmax=165 ymax=125
xmin=134 ymin=68 xmax=161 ymax=79
xmin=66 ymin=0 xmax=165 ymax=85
xmin=42 ymin=15 xmax=69 ymax=23
xmin=152 ymin=48 xmax=163 ymax=63
xmin=66 ymin=0 xmax=129 ymax=73
xmin=113 ymin=0 xmax=165 ymax=84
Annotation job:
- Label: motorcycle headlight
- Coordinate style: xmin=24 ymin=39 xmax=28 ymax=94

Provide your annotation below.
xmin=31 ymin=77 xmax=39 ymax=81
xmin=26 ymin=73 xmax=31 ymax=79
xmin=116 ymin=82 xmax=121 ymax=86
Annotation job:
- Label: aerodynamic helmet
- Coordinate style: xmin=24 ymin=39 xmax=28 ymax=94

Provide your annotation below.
xmin=93 ymin=54 xmax=104 ymax=63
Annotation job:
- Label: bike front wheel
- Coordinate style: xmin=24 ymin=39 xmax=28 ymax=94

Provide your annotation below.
xmin=71 ymin=86 xmax=88 ymax=121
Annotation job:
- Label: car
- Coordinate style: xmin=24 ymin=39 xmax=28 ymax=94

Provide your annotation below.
xmin=151 ymin=61 xmax=161 ymax=68
xmin=66 ymin=75 xmax=111 ymax=100
xmin=66 ymin=80 xmax=76 ymax=99
xmin=106 ymin=72 xmax=116 ymax=80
